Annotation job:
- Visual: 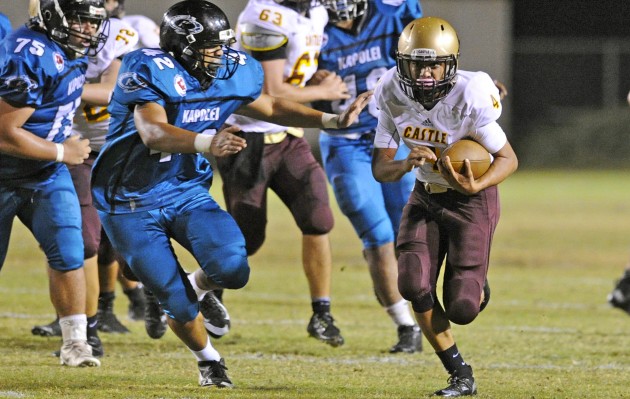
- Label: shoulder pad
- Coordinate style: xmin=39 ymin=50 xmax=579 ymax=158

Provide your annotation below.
xmin=239 ymin=23 xmax=288 ymax=51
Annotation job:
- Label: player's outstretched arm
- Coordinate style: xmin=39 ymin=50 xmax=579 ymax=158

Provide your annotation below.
xmin=236 ymin=91 xmax=372 ymax=129
xmin=134 ymin=102 xmax=246 ymax=155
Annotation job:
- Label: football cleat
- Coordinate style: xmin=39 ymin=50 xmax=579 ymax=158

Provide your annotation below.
xmin=389 ymin=325 xmax=422 ymax=354
xmin=144 ymin=289 xmax=168 ymax=339
xmin=433 ymin=374 xmax=477 ymax=397
xmin=97 ymin=296 xmax=130 ymax=334
xmin=59 ymin=339 xmax=101 ymax=367
xmin=608 ymin=270 xmax=630 ymax=315
xmin=125 ymin=286 xmax=147 ymax=321
xmin=199 ymin=291 xmax=231 ymax=339
xmin=198 ymin=358 xmax=234 ymax=388
xmin=307 ymin=312 xmax=344 ymax=347
xmin=32 ymin=318 xmax=61 ymax=337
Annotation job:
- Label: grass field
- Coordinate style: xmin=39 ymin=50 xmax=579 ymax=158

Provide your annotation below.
xmin=0 ymin=170 xmax=629 ymax=399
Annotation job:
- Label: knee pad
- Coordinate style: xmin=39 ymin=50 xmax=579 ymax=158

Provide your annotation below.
xmin=443 ymin=278 xmax=481 ymax=325
xmin=207 ymin=245 xmax=250 ymax=290
xmin=397 ymin=250 xmax=434 ymax=313
xmin=300 ymin=207 xmax=333 ymax=235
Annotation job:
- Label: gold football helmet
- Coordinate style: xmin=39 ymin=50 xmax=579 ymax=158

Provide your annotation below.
xmin=396 ymin=17 xmax=460 ymax=106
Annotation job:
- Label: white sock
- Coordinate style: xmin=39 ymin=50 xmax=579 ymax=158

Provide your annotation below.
xmin=188 ymin=271 xmax=208 ymax=301
xmin=59 ymin=314 xmax=88 ymax=343
xmin=190 ymin=336 xmax=221 ymax=362
xmin=386 ymin=299 xmax=416 ymax=327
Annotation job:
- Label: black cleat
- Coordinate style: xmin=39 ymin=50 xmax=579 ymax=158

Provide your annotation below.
xmin=479 ymin=280 xmax=491 ymax=313
xmin=433 ymin=375 xmax=477 ymax=397
xmin=144 ymin=289 xmax=167 ymax=339
xmin=88 ymin=335 xmax=104 ymax=358
xmin=307 ymin=312 xmax=344 ymax=347
xmin=389 ymin=325 xmax=422 ymax=353
xmin=32 ymin=318 xmax=61 ymax=337
xmin=97 ymin=310 xmax=130 ymax=333
xmin=199 ymin=291 xmax=231 ymax=339
xmin=608 ymin=270 xmax=630 ymax=316
xmin=124 ymin=286 xmax=146 ymax=321
xmin=198 ymin=358 xmax=234 ymax=388
xmin=97 ymin=295 xmax=130 ymax=334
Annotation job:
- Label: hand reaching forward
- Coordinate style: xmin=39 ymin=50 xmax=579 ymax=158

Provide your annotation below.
xmin=210 ymin=125 xmax=247 ymax=157
xmin=336 ymin=91 xmax=373 ymax=128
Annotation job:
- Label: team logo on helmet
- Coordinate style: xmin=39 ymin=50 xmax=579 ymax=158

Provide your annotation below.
xmin=0 ymin=76 xmax=39 ymax=93
xmin=174 ymin=74 xmax=187 ymax=96
xmin=53 ymin=52 xmax=65 ymax=72
xmin=168 ymin=15 xmax=204 ymax=36
xmin=118 ymin=72 xmax=147 ymax=93
xmin=410 ymin=48 xmax=437 ymax=60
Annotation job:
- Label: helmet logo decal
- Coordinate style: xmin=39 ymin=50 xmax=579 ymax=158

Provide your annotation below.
xmin=219 ymin=29 xmax=235 ymax=41
xmin=118 ymin=72 xmax=147 ymax=93
xmin=410 ymin=48 xmax=437 ymax=60
xmin=174 ymin=74 xmax=187 ymax=96
xmin=168 ymin=15 xmax=204 ymax=36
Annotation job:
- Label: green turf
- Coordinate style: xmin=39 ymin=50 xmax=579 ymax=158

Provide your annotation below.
xmin=1 ymin=170 xmax=629 ymax=398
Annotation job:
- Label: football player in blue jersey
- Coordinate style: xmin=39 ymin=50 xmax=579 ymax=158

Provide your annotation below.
xmin=0 ymin=0 xmax=108 ymax=367
xmin=90 ymin=0 xmax=369 ymax=388
xmin=312 ymin=0 xmax=424 ymax=353
xmin=0 ymin=12 xmax=11 ymax=40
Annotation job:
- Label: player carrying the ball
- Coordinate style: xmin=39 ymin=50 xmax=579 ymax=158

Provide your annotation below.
xmin=371 ymin=16 xmax=518 ymax=397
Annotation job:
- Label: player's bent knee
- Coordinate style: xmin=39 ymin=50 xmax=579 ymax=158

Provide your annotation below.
xmin=444 ymin=278 xmax=481 ymax=325
xmin=397 ymin=250 xmax=434 ymax=312
xmin=210 ymin=249 xmax=250 ymax=289
xmin=49 ymin=250 xmax=84 ymax=272
xmin=300 ymin=207 xmax=334 ymax=235
xmin=445 ymin=299 xmax=479 ymax=325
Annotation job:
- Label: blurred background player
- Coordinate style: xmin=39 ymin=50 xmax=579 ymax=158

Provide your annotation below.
xmin=0 ymin=12 xmax=11 ymax=40
xmin=313 ymin=0 xmax=423 ymax=354
xmin=371 ymin=17 xmax=518 ymax=396
xmin=90 ymin=0 xmax=369 ymax=386
xmin=31 ymin=0 xmax=141 ymax=343
xmin=212 ymin=0 xmax=350 ymax=348
xmin=0 ymin=0 xmax=108 ymax=367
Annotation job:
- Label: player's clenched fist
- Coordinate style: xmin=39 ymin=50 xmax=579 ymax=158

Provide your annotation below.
xmin=62 ymin=135 xmax=91 ymax=165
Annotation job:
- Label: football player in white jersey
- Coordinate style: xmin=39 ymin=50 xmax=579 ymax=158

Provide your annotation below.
xmin=371 ymin=17 xmax=518 ymax=397
xmin=214 ymin=0 xmax=350 ymax=347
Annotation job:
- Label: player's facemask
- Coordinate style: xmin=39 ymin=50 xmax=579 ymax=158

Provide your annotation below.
xmin=321 ymin=0 xmax=367 ymax=23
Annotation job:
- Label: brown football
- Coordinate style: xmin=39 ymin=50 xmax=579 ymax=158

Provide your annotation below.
xmin=441 ymin=139 xmax=491 ymax=179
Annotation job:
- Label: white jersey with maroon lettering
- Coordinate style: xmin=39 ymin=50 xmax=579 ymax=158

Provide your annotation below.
xmin=72 ymin=17 xmax=138 ymax=151
xmin=374 ymin=67 xmax=507 ymax=187
xmin=227 ymin=0 xmax=328 ymax=133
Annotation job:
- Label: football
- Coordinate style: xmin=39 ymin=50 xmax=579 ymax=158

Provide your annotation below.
xmin=440 ymin=139 xmax=491 ymax=179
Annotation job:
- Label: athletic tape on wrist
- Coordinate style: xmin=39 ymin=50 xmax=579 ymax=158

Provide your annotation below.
xmin=321 ymin=113 xmax=339 ymax=129
xmin=193 ymin=134 xmax=214 ymax=153
xmin=55 ymin=143 xmax=64 ymax=163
